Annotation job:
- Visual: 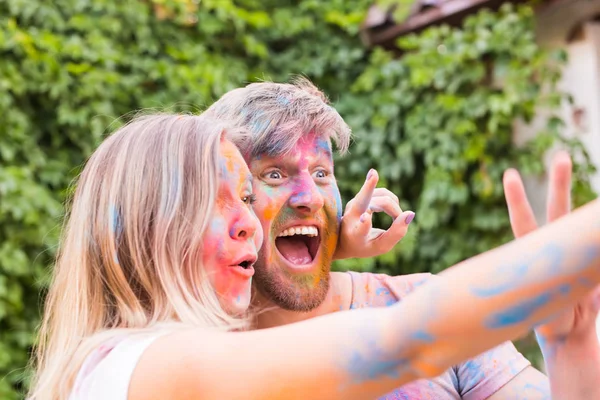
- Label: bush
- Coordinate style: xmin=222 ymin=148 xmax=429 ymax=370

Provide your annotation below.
xmin=0 ymin=1 xmax=595 ymax=397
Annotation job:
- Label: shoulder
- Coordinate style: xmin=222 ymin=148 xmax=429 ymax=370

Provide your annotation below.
xmin=70 ymin=333 xmax=164 ymax=400
xmin=344 ymin=271 xmax=434 ymax=309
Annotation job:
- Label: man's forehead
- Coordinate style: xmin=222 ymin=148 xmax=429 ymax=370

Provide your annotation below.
xmin=296 ymin=134 xmax=332 ymax=155
xmin=249 ymin=135 xmax=333 ymax=162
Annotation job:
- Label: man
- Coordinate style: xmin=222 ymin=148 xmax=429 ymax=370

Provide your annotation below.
xmin=205 ymin=77 xmax=600 ymax=399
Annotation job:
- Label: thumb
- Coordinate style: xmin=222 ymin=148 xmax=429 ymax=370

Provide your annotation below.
xmin=371 ymin=211 xmax=415 ymax=251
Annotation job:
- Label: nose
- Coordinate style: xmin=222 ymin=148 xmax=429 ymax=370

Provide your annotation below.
xmin=288 ymin=176 xmax=325 ymax=215
xmin=230 ymin=206 xmax=259 ymax=241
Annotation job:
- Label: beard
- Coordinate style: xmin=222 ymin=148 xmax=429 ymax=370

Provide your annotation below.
xmin=252 ymin=240 xmax=334 ymax=312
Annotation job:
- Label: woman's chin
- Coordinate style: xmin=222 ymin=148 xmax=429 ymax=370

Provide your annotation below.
xmin=222 ymin=292 xmax=251 ymax=316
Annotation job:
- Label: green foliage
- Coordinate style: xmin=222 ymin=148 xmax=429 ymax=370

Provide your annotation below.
xmin=0 ymin=1 xmax=371 ymax=397
xmin=330 ymin=3 xmax=597 ymax=365
xmin=332 ymin=4 xmax=596 ymax=275
xmin=0 ymin=0 xmax=595 ymax=397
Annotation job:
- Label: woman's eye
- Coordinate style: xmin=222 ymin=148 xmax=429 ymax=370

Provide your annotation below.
xmin=267 ymin=171 xmax=282 ymax=179
xmin=242 ymin=194 xmax=257 ymax=205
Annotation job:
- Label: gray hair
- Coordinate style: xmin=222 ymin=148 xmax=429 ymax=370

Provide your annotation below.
xmin=205 ymin=77 xmax=352 ymax=157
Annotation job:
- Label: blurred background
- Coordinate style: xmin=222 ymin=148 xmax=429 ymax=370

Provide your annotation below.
xmin=0 ymin=0 xmax=599 ymax=398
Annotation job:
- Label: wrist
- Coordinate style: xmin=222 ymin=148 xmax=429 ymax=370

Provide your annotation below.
xmin=537 ymin=325 xmax=600 ymax=368
xmin=537 ymin=326 xmax=600 ymax=398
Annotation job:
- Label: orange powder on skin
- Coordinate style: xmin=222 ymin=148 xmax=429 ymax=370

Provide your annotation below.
xmin=312 ymin=230 xmax=338 ymax=287
xmin=261 ymin=201 xmax=277 ymax=223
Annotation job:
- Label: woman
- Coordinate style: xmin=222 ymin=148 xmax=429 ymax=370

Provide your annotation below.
xmin=29 ymin=113 xmax=600 ymax=399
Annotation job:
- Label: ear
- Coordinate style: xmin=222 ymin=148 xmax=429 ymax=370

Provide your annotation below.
xmin=219 ymin=128 xmax=228 ymax=143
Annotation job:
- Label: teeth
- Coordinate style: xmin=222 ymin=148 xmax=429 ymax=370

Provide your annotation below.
xmin=277 ymin=226 xmax=319 ymax=237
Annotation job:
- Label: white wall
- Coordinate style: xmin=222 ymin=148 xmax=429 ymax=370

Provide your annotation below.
xmin=513 ymin=0 xmax=600 ymax=225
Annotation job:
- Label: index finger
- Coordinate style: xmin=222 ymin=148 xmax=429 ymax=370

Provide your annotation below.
xmin=503 ymin=168 xmax=538 ymax=238
xmin=349 ymin=169 xmax=379 ymax=217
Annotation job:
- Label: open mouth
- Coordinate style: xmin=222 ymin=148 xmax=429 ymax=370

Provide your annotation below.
xmin=231 ymin=254 xmax=257 ymax=271
xmin=275 ymin=226 xmax=321 ymax=265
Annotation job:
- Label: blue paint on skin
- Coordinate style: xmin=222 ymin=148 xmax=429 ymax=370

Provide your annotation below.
xmin=208 ymin=218 xmax=228 ymax=260
xmin=289 ymin=191 xmax=312 ymax=207
xmin=334 ymin=188 xmax=343 ymax=224
xmin=557 ymin=283 xmax=570 ymax=295
xmin=314 ymin=137 xmax=333 ymax=159
xmin=486 ymin=284 xmax=571 ymax=328
xmin=578 ymin=276 xmax=595 ymax=287
xmin=210 ymin=218 xmax=226 ymax=232
xmin=375 ymin=287 xmax=390 ymax=296
xmin=219 ymin=159 xmax=229 ymax=180
xmin=487 ymin=292 xmax=552 ymax=328
xmin=412 ymin=330 xmax=435 ymax=342
xmin=574 ymin=246 xmax=600 ymax=272
xmin=346 ymin=353 xmax=402 ymax=383
xmin=345 ymin=339 xmax=406 ymax=383
xmin=471 ymin=244 xmax=564 ymax=297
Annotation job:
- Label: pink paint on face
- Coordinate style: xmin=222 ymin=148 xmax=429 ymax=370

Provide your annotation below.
xmin=202 ymin=139 xmax=263 ymax=315
xmin=248 ymin=133 xmax=342 ymax=311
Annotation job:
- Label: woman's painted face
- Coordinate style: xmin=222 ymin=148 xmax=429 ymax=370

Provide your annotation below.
xmin=202 ymin=139 xmax=264 ymax=315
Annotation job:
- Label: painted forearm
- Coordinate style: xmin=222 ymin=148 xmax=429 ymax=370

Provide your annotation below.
xmin=380 ymin=199 xmax=600 ymax=380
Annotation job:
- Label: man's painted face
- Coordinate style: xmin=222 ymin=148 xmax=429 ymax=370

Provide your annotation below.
xmin=248 ymin=133 xmax=343 ymax=311
xmin=202 ymin=139 xmax=264 ymax=315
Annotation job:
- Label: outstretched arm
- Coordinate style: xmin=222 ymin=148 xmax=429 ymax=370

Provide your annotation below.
xmin=130 ymin=198 xmax=600 ymax=400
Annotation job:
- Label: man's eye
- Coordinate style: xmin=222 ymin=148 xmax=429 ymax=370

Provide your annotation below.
xmin=314 ymin=170 xmax=327 ymax=178
xmin=267 ymin=171 xmax=282 ymax=179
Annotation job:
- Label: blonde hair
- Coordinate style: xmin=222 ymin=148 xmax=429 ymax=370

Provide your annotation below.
xmin=205 ymin=76 xmax=352 ymax=157
xmin=29 ymin=114 xmax=249 ymax=400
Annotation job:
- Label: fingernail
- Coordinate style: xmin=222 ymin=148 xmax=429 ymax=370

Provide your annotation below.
xmin=369 ymin=205 xmax=382 ymax=213
xmin=366 ymin=169 xmax=375 ymax=181
xmin=360 ymin=213 xmax=369 ymax=223
xmin=405 ymin=212 xmax=415 ymax=225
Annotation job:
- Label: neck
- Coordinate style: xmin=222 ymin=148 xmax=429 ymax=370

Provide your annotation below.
xmin=251 ymin=272 xmax=352 ymax=329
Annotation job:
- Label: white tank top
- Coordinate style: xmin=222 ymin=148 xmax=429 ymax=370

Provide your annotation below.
xmin=69 ymin=334 xmax=161 ymax=400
